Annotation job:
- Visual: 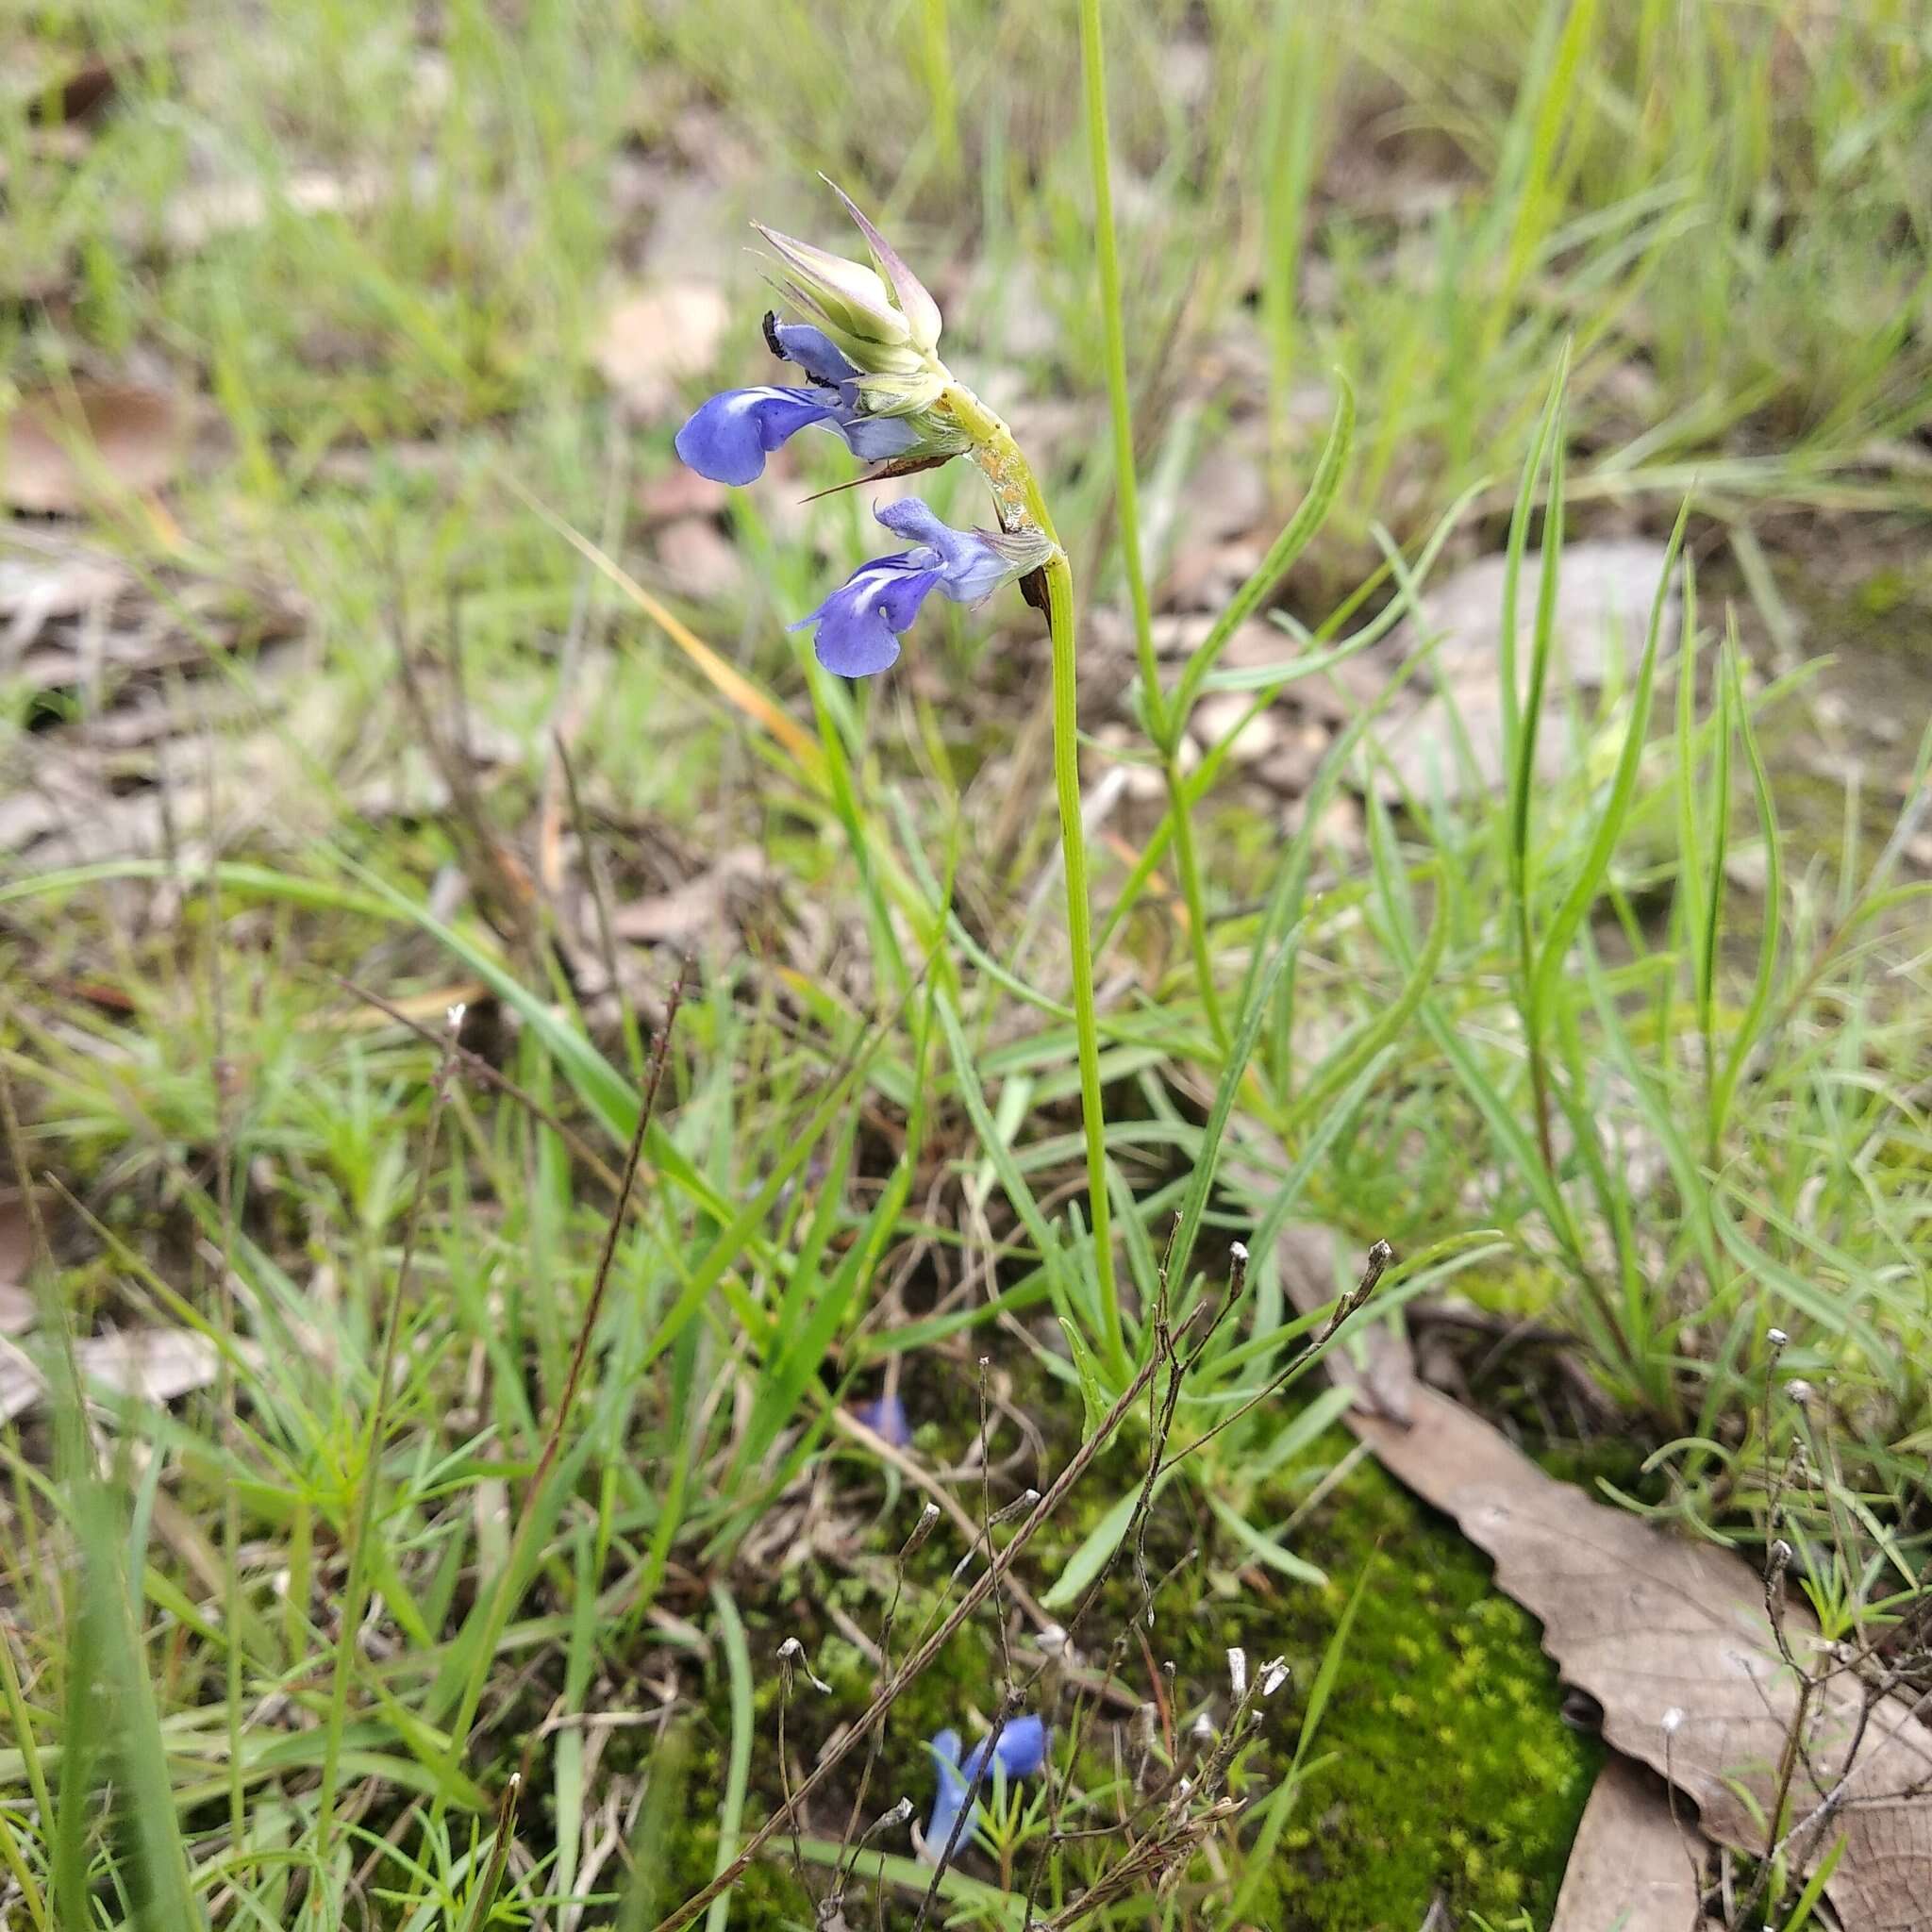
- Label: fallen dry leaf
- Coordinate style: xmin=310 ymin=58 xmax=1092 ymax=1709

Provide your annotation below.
xmin=1404 ymin=541 xmax=1677 ymax=691
xmin=1550 ymin=1756 xmax=1717 ymax=1932
xmin=0 ymin=1324 xmax=225 ymax=1425
xmin=635 ymin=463 xmax=729 ymax=525
xmin=653 ymin=515 xmax=744 ymax=601
xmin=1 ymin=539 xmax=126 ymax=659
xmin=9 ymin=48 xmax=120 ymax=125
xmin=593 ymin=280 xmax=730 ymax=423
xmin=1186 ymin=690 xmax=1283 ymax=765
xmin=77 ymin=1328 xmax=224 ymax=1405
xmin=1275 ymin=1223 xmax=1932 ymax=1932
xmin=3 ymin=383 xmax=187 ymax=513
xmin=161 ymin=166 xmax=387 ymax=253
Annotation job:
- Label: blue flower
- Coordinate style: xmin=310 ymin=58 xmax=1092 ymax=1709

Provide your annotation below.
xmin=674 ymin=318 xmax=924 ymax=486
xmin=792 ymin=498 xmax=1053 ymax=678
xmin=852 ymin=1389 xmax=911 ymax=1446
xmin=923 ymin=1715 xmax=1048 ymax=1860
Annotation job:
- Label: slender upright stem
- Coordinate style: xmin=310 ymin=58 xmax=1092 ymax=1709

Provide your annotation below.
xmin=1076 ymin=0 xmax=1159 ymax=737
xmin=1165 ymin=767 xmax=1226 ymax=1047
xmin=1076 ymin=0 xmax=1226 ymax=1047
xmin=1044 ymin=554 xmax=1126 ymax=1374
xmin=939 ymin=384 xmax=1127 ymax=1376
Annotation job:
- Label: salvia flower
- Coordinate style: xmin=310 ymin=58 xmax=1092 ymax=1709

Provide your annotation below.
xmin=793 ymin=498 xmax=1052 ymax=678
xmin=922 ymin=1715 xmax=1048 ymax=1860
xmin=675 ymin=320 xmax=932 ymax=487
xmin=852 ymin=1388 xmax=911 ymax=1447
xmin=671 ymin=182 xmax=1058 ymax=680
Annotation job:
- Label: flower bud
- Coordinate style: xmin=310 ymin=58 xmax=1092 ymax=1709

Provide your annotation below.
xmin=754 ymin=185 xmax=949 ymax=414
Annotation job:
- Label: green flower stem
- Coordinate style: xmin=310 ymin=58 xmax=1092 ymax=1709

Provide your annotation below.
xmin=938 ymin=382 xmax=1127 ymax=1376
xmin=1042 ymin=549 xmax=1126 ymax=1375
xmin=1078 ymin=0 xmax=1159 ymax=734
xmin=1077 ymin=0 xmax=1226 ymax=1049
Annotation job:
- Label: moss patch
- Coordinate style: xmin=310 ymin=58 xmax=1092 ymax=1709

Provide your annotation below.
xmin=1256 ymin=1452 xmax=1601 ymax=1928
xmin=639 ymin=1403 xmax=1600 ymax=1931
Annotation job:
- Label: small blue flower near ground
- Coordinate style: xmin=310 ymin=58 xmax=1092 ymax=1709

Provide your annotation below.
xmin=923 ymin=1714 xmax=1049 ymax=1860
xmin=852 ymin=1389 xmax=910 ymax=1446
xmin=792 ymin=498 xmax=1049 ymax=677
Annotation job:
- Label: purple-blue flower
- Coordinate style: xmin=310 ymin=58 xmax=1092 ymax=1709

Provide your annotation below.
xmin=793 ymin=498 xmax=1051 ymax=678
xmin=674 ymin=319 xmax=921 ymax=486
xmin=923 ymin=1715 xmax=1048 ymax=1860
xmin=852 ymin=1389 xmax=911 ymax=1446
xmin=663 ymin=187 xmax=1058 ymax=683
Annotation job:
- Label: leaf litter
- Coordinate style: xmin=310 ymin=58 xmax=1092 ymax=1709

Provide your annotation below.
xmin=1277 ymin=1222 xmax=1932 ymax=1932
xmin=1549 ymin=1755 xmax=1718 ymax=1932
xmin=2 ymin=381 xmax=188 ymax=513
xmin=0 ymin=1328 xmax=226 ymax=1426
xmin=0 ymin=1191 xmax=226 ymax=1424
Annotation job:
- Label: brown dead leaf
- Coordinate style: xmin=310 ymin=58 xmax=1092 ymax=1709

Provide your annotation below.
xmin=635 ymin=464 xmax=729 ymax=525
xmin=3 ymin=383 xmax=187 ymax=513
xmin=0 ymin=1325 xmax=225 ymax=1424
xmin=1186 ymin=690 xmax=1283 ymax=765
xmin=161 ymin=167 xmax=385 ymax=253
xmin=9 ymin=48 xmax=120 ymax=125
xmin=1274 ymin=1223 xmax=1932 ymax=1932
xmin=1408 ymin=541 xmax=1677 ymax=691
xmin=1 ymin=539 xmax=126 ymax=659
xmin=654 ymin=515 xmax=744 ymax=601
xmin=593 ymin=281 xmax=730 ymax=423
xmin=78 ymin=1328 xmax=224 ymax=1405
xmin=1550 ymin=1757 xmax=1717 ymax=1932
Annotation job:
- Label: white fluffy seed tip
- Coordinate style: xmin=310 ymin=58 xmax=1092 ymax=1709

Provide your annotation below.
xmin=1259 ymin=1658 xmax=1291 ymax=1697
xmin=775 ymin=1637 xmax=832 ymax=1693
xmin=1767 ymin=1327 xmax=1789 ymax=1349
xmin=1661 ymin=1707 xmax=1684 ymax=1736
xmin=1229 ymin=1241 xmax=1249 ymax=1265
xmin=1226 ymin=1648 xmax=1248 ymax=1698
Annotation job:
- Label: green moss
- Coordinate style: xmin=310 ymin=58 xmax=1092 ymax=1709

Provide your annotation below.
xmin=641 ymin=1406 xmax=1599 ymax=1932
xmin=1198 ymin=1447 xmax=1600 ymax=1930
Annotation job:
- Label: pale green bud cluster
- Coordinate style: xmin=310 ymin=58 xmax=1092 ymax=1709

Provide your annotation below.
xmin=757 ymin=181 xmax=952 ymax=417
